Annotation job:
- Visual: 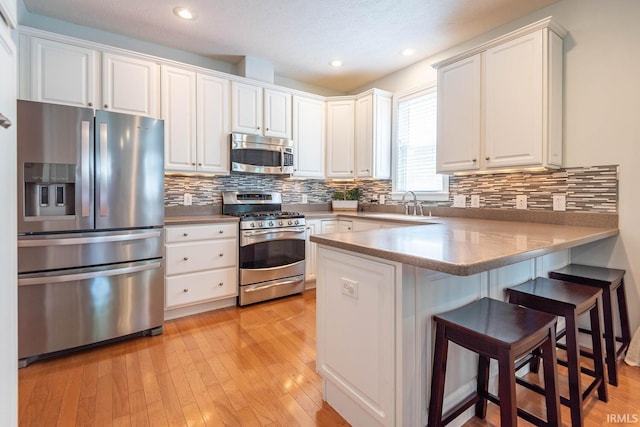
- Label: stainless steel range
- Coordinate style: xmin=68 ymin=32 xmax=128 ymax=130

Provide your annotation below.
xmin=222 ymin=192 xmax=305 ymax=306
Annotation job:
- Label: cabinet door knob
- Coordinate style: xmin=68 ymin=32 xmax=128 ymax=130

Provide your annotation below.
xmin=472 ymin=158 xmax=477 ymax=162
xmin=88 ymin=102 xmax=93 ymax=107
xmin=485 ymin=156 xmax=490 ymax=161
xmin=198 ymin=163 xmax=202 ymax=166
xmin=183 ymin=288 xmax=189 ymax=293
xmin=266 ymin=127 xmax=269 ymax=131
xmin=104 ymin=104 xmax=108 ymax=109
xmin=218 ymin=282 xmax=224 ymax=287
xmin=219 ymin=253 xmax=224 ymax=257
xmin=257 ymin=126 xmax=261 ymax=130
xmin=183 ymin=232 xmax=189 ymax=237
xmin=183 ymin=256 xmax=189 ymax=261
xmin=192 ymin=162 xmax=196 ymax=166
xmin=219 ymin=230 xmax=224 ymax=234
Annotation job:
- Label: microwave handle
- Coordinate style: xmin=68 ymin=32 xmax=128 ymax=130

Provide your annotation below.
xmin=280 ymin=147 xmax=284 ymax=172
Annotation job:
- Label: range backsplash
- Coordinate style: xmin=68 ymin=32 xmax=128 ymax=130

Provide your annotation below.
xmin=165 ymin=165 xmax=618 ymax=213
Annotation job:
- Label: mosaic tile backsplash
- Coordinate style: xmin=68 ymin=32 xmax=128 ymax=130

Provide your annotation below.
xmin=165 ymin=165 xmax=618 ymax=213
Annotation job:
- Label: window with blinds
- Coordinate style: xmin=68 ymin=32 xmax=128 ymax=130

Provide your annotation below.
xmin=393 ymin=85 xmax=448 ymax=199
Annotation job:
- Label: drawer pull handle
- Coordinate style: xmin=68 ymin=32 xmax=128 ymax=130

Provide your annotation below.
xmin=183 ymin=257 xmax=189 ymax=261
xmin=218 ymin=282 xmax=224 ymax=287
xmin=485 ymin=156 xmax=490 ymax=161
xmin=219 ymin=253 xmax=224 ymax=257
xmin=219 ymin=230 xmax=224 ymax=234
xmin=183 ymin=233 xmax=189 ymax=237
xmin=183 ymin=288 xmax=189 ymax=293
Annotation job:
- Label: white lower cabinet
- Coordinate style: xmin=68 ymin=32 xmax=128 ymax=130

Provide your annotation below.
xmin=165 ymin=223 xmax=238 ymax=316
xmin=305 ymin=219 xmax=320 ymax=282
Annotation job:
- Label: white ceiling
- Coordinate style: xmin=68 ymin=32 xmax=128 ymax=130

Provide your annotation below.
xmin=21 ymin=0 xmax=560 ymax=93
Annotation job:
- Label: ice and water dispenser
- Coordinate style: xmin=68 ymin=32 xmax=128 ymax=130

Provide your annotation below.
xmin=23 ymin=162 xmax=76 ymax=217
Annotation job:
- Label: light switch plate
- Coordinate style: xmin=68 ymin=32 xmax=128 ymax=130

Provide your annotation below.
xmin=515 ymin=195 xmax=527 ymax=210
xmin=470 ymin=195 xmax=480 ymax=208
xmin=301 ymin=194 xmax=308 ymax=204
xmin=453 ymin=195 xmax=466 ymax=208
xmin=183 ymin=193 xmax=192 ymax=206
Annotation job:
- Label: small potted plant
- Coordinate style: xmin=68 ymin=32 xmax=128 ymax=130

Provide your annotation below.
xmin=332 ymin=187 xmax=362 ymax=211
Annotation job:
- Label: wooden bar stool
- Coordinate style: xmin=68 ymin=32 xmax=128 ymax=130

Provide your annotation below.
xmin=549 ymin=264 xmax=631 ymax=386
xmin=508 ymin=277 xmax=608 ymax=427
xmin=428 ymin=297 xmax=561 ymax=427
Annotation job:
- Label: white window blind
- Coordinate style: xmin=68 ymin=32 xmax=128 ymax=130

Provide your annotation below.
xmin=394 ymin=86 xmax=447 ymax=198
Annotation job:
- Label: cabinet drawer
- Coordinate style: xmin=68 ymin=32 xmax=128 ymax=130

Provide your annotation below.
xmin=166 ymin=267 xmax=237 ymax=308
xmin=166 ymin=239 xmax=236 ymax=275
xmin=166 ymin=223 xmax=237 ymax=243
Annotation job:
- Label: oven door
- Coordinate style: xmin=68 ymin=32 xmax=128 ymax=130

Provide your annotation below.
xmin=239 ymin=226 xmax=305 ymax=286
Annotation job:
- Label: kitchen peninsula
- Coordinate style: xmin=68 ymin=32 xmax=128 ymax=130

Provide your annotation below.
xmin=310 ymin=217 xmax=618 ymax=427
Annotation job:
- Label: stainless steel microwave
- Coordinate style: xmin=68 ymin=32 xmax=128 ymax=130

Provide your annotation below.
xmin=230 ymin=133 xmax=294 ymax=174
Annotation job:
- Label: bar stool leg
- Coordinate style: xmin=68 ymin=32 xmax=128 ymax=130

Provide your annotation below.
xmin=497 ymin=350 xmax=518 ymax=426
xmin=564 ymin=312 xmax=585 ymax=427
xmin=428 ymin=322 xmax=449 ymax=427
xmin=617 ymin=278 xmax=632 ymax=355
xmin=590 ymin=301 xmax=608 ymax=402
xmin=541 ymin=330 xmax=561 ymax=427
xmin=475 ymin=355 xmax=490 ymax=419
xmin=601 ymin=286 xmax=618 ymax=386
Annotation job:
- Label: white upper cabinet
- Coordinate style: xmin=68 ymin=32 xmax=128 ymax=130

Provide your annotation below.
xmin=434 ymin=17 xmax=565 ymax=173
xmin=326 ymin=99 xmax=355 ymax=178
xmin=231 ymin=81 xmax=262 ymax=135
xmin=436 ymin=54 xmax=482 ymax=173
xmin=102 ymin=52 xmax=159 ymax=117
xmin=22 ymin=36 xmax=160 ymax=118
xmin=162 ymin=64 xmax=230 ymax=174
xmin=231 ymin=81 xmax=292 ymax=139
xmin=264 ymin=88 xmax=292 ymax=139
xmin=355 ymin=90 xmax=392 ymax=179
xmin=197 ymin=73 xmax=231 ymax=173
xmin=27 ymin=37 xmax=98 ymax=108
xmin=161 ymin=65 xmax=197 ymax=172
xmin=292 ymin=95 xmax=325 ymax=178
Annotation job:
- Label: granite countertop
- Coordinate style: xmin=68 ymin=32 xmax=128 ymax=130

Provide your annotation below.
xmin=310 ymin=217 xmax=618 ymax=276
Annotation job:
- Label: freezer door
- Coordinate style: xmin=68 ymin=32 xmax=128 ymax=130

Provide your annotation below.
xmin=95 ymin=110 xmax=164 ymax=229
xmin=17 ymin=100 xmax=95 ymax=233
xmin=18 ymin=259 xmax=164 ymax=362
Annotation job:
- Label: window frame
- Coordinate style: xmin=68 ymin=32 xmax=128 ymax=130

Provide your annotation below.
xmin=391 ymin=83 xmax=449 ymax=202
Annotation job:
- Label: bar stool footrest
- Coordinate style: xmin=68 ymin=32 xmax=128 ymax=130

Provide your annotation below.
xmin=441 ymin=393 xmax=480 ymax=426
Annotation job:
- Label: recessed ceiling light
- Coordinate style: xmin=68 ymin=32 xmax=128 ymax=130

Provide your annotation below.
xmin=402 ymin=48 xmax=416 ymax=56
xmin=329 ymin=59 xmax=343 ymax=68
xmin=173 ymin=7 xmax=196 ymax=20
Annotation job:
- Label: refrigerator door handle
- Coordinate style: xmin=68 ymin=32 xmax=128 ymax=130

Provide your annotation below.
xmin=99 ymin=122 xmax=108 ymax=217
xmin=18 ymin=261 xmax=162 ymax=286
xmin=18 ymin=229 xmax=162 ymax=247
xmin=81 ymin=120 xmax=91 ymax=217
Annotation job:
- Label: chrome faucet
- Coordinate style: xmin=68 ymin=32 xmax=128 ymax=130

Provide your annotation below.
xmin=401 ymin=191 xmax=420 ymax=215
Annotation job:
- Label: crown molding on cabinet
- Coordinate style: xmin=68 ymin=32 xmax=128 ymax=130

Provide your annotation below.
xmin=432 ymin=16 xmax=567 ymax=70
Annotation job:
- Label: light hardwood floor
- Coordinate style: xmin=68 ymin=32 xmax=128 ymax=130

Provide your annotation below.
xmin=18 ymin=289 xmax=348 ymax=426
xmin=19 ymin=289 xmax=640 ymax=426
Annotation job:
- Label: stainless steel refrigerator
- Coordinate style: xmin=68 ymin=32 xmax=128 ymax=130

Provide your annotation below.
xmin=17 ymin=100 xmax=165 ymax=367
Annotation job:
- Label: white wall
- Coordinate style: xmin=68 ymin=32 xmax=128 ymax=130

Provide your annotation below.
xmin=360 ymin=0 xmax=640 ymax=331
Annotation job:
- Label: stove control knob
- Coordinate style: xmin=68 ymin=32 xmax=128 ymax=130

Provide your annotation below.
xmin=294 ymin=220 xmax=299 ymax=225
xmin=268 ymin=221 xmax=274 ymax=227
xmin=279 ymin=220 xmax=284 ymax=226
xmin=250 ymin=222 xmax=255 ymax=228
xmin=258 ymin=221 xmax=263 ymax=227
xmin=288 ymin=220 xmax=292 ymax=225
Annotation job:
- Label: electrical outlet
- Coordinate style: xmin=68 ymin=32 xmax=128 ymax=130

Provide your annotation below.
xmin=341 ymin=278 xmax=359 ymax=299
xmin=553 ymin=195 xmax=566 ymax=211
xmin=301 ymin=194 xmax=308 ymax=204
xmin=183 ymin=193 xmax=192 ymax=206
xmin=453 ymin=195 xmax=466 ymax=208
xmin=515 ymin=195 xmax=527 ymax=210
xmin=470 ymin=195 xmax=480 ymax=208
xmin=379 ymin=194 xmax=386 ymax=205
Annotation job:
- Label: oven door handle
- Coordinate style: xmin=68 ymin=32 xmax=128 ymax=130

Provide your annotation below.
xmin=243 ymin=278 xmax=303 ymax=293
xmin=242 ymin=227 xmax=306 ymax=237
